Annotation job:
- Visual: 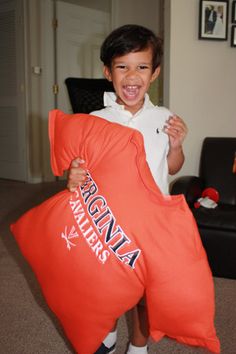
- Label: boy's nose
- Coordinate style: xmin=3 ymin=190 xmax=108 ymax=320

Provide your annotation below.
xmin=125 ymin=69 xmax=138 ymax=79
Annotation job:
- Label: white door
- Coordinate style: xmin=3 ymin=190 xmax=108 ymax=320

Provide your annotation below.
xmin=56 ymin=2 xmax=110 ymax=113
xmin=0 ymin=0 xmax=27 ymax=180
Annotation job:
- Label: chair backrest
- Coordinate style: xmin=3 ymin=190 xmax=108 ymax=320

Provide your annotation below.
xmin=199 ymin=137 xmax=236 ymax=205
xmin=65 ymin=77 xmax=114 ymax=113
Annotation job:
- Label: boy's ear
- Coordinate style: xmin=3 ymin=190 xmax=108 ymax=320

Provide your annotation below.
xmin=103 ymin=66 xmax=112 ymax=81
xmin=151 ymin=66 xmax=161 ymax=83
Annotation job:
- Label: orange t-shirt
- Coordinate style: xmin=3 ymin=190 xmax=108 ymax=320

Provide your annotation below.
xmin=11 ymin=110 xmax=220 ymax=354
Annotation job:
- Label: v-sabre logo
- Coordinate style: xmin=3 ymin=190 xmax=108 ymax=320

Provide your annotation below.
xmin=66 ymin=172 xmax=141 ymax=269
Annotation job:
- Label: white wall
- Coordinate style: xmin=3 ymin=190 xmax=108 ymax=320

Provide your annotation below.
xmin=63 ymin=0 xmax=110 ymax=13
xmin=164 ymin=0 xmax=236 ymax=182
xmin=24 ymin=0 xmax=44 ymax=182
xmin=111 ymin=0 xmax=162 ymax=35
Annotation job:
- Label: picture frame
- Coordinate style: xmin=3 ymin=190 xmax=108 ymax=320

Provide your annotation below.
xmin=231 ymin=25 xmax=236 ymax=46
xmin=232 ymin=1 xmax=236 ymax=23
xmin=198 ymin=0 xmax=229 ymax=40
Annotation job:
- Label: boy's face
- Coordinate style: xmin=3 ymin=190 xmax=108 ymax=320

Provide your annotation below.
xmin=103 ymin=47 xmax=160 ymax=114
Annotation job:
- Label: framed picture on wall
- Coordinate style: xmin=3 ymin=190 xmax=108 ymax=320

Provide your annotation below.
xmin=198 ymin=0 xmax=229 ymax=40
xmin=232 ymin=1 xmax=236 ymax=23
xmin=231 ymin=25 xmax=236 ymax=46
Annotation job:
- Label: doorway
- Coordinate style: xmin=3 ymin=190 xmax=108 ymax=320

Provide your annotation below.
xmin=56 ymin=1 xmax=111 ymax=113
xmin=0 ymin=0 xmax=27 ymax=181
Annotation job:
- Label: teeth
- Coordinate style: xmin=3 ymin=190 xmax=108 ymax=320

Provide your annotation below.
xmin=126 ymin=85 xmax=138 ymax=90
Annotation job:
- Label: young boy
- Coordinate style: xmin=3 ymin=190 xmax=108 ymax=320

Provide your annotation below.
xmin=67 ymin=24 xmax=187 ymax=354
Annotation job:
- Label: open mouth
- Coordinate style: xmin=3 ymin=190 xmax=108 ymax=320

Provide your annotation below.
xmin=122 ymin=85 xmax=140 ymax=100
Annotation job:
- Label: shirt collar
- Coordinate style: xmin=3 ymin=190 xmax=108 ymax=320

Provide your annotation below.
xmin=103 ymin=91 xmax=154 ymax=116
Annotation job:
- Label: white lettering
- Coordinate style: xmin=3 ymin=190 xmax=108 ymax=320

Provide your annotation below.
xmin=66 ymin=172 xmax=141 ymax=268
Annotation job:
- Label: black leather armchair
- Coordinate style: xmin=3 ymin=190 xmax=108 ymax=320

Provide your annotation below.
xmin=65 ymin=77 xmax=114 ymax=113
xmin=171 ymin=137 xmax=236 ymax=279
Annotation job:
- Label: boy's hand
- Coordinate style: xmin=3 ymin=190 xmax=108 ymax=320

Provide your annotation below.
xmin=67 ymin=157 xmax=87 ymax=192
xmin=164 ymin=115 xmax=188 ymax=149
xmin=164 ymin=115 xmax=188 ymax=175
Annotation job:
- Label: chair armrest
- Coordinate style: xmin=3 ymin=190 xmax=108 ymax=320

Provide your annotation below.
xmin=170 ymin=176 xmax=204 ymax=206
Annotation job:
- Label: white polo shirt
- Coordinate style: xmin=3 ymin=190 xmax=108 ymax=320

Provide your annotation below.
xmin=91 ymin=92 xmax=172 ymax=194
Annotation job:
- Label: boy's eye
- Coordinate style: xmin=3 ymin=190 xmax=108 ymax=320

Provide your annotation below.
xmin=113 ymin=64 xmax=151 ymax=71
xmin=115 ymin=65 xmax=127 ymax=69
xmin=138 ymin=65 xmax=149 ymax=70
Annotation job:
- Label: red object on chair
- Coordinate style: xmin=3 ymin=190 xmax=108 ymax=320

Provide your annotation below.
xmin=202 ymin=188 xmax=219 ymax=203
xmin=194 ymin=187 xmax=219 ymax=208
xmin=11 ymin=110 xmax=220 ymax=354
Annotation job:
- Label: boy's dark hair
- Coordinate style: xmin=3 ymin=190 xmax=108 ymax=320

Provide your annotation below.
xmin=100 ymin=24 xmax=163 ymax=72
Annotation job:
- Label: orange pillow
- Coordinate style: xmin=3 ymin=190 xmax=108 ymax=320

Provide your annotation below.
xmin=11 ymin=109 xmax=220 ymax=353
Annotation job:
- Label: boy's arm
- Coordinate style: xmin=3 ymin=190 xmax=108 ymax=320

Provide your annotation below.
xmin=165 ymin=115 xmax=188 ymax=175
